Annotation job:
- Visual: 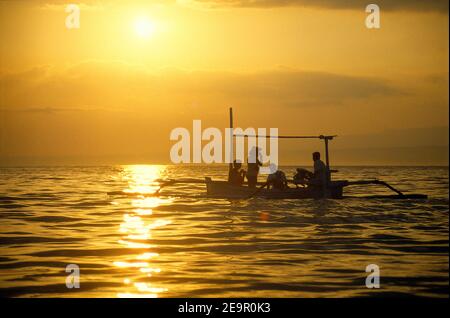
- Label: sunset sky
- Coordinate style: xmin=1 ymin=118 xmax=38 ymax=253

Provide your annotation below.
xmin=0 ymin=0 xmax=448 ymax=165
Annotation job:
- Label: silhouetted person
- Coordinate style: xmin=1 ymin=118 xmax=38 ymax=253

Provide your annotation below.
xmin=267 ymin=170 xmax=288 ymax=190
xmin=246 ymin=147 xmax=262 ymax=188
xmin=311 ymin=151 xmax=327 ymax=186
xmin=228 ymin=160 xmax=246 ymax=186
xmin=293 ymin=168 xmax=312 ymax=188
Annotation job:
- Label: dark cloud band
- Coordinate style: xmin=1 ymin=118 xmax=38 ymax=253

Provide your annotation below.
xmin=3 ymin=0 xmax=448 ymax=12
xmin=193 ymin=0 xmax=449 ymax=12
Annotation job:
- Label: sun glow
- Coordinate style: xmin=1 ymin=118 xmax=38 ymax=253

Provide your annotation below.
xmin=134 ymin=17 xmax=156 ymax=39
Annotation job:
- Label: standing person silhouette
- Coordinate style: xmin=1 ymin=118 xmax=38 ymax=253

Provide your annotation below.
xmin=246 ymin=146 xmax=262 ymax=188
xmin=311 ymin=152 xmax=327 ymax=185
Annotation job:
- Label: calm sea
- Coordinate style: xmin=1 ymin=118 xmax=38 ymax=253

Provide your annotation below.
xmin=0 ymin=165 xmax=448 ymax=297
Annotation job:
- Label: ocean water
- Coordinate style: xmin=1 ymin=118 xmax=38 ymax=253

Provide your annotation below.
xmin=0 ymin=165 xmax=448 ymax=298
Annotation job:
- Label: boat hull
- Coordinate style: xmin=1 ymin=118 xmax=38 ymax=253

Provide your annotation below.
xmin=205 ymin=178 xmax=345 ymax=199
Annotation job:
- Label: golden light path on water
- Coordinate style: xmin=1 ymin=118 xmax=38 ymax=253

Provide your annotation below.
xmin=114 ymin=165 xmax=171 ymax=298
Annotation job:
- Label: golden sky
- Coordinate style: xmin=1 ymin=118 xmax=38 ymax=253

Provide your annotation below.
xmin=0 ymin=0 xmax=448 ymax=165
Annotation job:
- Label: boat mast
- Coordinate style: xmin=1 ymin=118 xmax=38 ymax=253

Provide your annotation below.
xmin=228 ymin=107 xmax=234 ymax=177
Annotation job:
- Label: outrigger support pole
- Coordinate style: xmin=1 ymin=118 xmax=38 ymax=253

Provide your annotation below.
xmin=345 ymin=180 xmax=405 ymax=196
xmin=228 ymin=107 xmax=234 ymax=181
xmin=319 ymin=135 xmax=334 ymax=184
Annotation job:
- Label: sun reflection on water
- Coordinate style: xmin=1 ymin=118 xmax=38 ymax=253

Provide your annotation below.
xmin=115 ymin=165 xmax=171 ymax=298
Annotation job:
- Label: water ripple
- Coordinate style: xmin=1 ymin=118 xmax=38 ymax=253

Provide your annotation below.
xmin=0 ymin=165 xmax=448 ymax=298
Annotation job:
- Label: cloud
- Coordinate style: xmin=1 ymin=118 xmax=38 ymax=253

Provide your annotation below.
xmin=0 ymin=61 xmax=400 ymax=112
xmin=39 ymin=3 xmax=107 ymax=11
xmin=190 ymin=0 xmax=449 ymax=12
xmin=0 ymin=61 xmax=446 ymax=165
xmin=4 ymin=0 xmax=448 ymax=12
xmin=0 ymin=106 xmax=103 ymax=113
xmin=200 ymin=69 xmax=399 ymax=107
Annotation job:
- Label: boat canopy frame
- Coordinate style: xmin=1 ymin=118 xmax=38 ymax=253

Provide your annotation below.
xmin=229 ymin=107 xmax=336 ymax=184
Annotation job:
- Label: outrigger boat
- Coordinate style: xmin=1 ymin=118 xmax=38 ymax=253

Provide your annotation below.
xmin=110 ymin=108 xmax=428 ymax=200
xmin=201 ymin=108 xmax=427 ymax=200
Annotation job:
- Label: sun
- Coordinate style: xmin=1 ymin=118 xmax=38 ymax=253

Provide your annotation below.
xmin=134 ymin=17 xmax=156 ymax=39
